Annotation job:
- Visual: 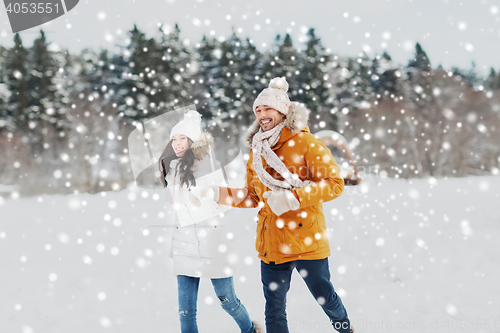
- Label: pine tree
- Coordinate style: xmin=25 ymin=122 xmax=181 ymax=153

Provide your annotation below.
xmin=464 ymin=62 xmax=480 ymax=88
xmin=404 ymin=42 xmax=447 ymax=177
xmin=405 ymin=43 xmax=435 ymax=110
xmin=408 ymin=42 xmax=431 ymax=73
xmin=85 ymin=49 xmax=113 ymax=90
xmin=263 ymin=34 xmax=301 ymax=96
xmin=371 ymin=51 xmax=400 ymax=95
xmin=196 ymin=31 xmax=263 ymax=133
xmin=4 ymin=34 xmax=31 ymax=134
xmin=162 ymin=24 xmax=193 ymax=108
xmin=51 ymin=48 xmax=73 ymax=122
xmin=485 ymin=67 xmax=500 ymax=90
xmin=350 ymin=54 xmax=373 ymax=110
xmin=76 ymin=47 xmax=127 ymax=111
xmin=119 ymin=24 xmax=158 ymax=120
xmin=236 ymin=37 xmax=264 ymax=126
xmin=157 ymin=24 xmax=193 ymax=113
xmin=0 ymin=45 xmax=10 ymax=130
xmin=327 ymin=55 xmax=373 ymax=119
xmin=194 ymin=35 xmax=220 ymax=118
xmin=325 ymin=55 xmax=350 ymax=128
xmin=29 ymin=30 xmax=63 ymax=119
xmin=27 ymin=30 xmax=65 ymax=153
xmin=215 ymin=32 xmax=263 ymax=122
xmin=119 ymin=24 xmax=193 ymax=121
xmin=297 ymin=28 xmax=333 ymax=114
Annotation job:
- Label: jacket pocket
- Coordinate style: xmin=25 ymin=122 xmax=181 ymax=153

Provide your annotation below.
xmin=172 ymin=239 xmax=197 ymax=257
xmin=279 ymin=218 xmax=319 ymax=255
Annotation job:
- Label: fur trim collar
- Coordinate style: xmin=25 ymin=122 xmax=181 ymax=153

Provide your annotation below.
xmin=192 ymin=132 xmax=213 ymax=161
xmin=244 ymin=101 xmax=310 ymax=146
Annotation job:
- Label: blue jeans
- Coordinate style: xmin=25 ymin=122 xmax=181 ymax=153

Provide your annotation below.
xmin=261 ymin=258 xmax=351 ymax=333
xmin=177 ymin=275 xmax=255 ymax=333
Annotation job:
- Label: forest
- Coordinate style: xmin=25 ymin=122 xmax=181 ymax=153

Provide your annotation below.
xmin=1 ymin=24 xmax=499 ymax=195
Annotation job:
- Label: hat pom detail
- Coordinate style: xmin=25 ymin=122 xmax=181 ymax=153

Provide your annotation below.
xmin=184 ymin=110 xmax=202 ymax=123
xmin=269 ymin=77 xmax=289 ymax=92
xmin=170 ymin=110 xmax=203 ymax=141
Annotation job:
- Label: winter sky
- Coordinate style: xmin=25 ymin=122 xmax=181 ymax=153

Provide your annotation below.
xmin=1 ymin=0 xmax=500 ymax=74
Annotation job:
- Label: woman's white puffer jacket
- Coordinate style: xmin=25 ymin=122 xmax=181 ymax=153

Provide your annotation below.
xmin=165 ymin=134 xmax=233 ymax=278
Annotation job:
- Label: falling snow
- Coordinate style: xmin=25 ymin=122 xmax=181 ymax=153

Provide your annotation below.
xmin=0 ymin=175 xmax=498 ymax=332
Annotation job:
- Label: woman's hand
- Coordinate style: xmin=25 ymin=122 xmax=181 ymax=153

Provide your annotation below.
xmin=191 ymin=185 xmax=220 ymax=209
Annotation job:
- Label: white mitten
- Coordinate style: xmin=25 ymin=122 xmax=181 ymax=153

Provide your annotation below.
xmin=191 ymin=185 xmax=220 ymax=209
xmin=263 ymin=190 xmax=300 ymax=216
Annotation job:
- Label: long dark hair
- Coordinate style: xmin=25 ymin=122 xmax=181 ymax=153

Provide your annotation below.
xmin=158 ymin=138 xmax=196 ymax=188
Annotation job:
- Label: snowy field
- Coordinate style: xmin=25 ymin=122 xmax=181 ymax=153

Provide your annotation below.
xmin=1 ymin=175 xmax=500 ymax=333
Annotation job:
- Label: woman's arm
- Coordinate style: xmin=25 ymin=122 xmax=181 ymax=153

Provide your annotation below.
xmin=218 ymin=151 xmax=260 ymax=208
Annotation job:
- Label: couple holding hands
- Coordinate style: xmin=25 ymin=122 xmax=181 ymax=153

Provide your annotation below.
xmin=158 ymin=77 xmax=353 ymax=333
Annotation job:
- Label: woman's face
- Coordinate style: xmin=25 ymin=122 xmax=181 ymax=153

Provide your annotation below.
xmin=172 ymin=134 xmax=190 ymax=157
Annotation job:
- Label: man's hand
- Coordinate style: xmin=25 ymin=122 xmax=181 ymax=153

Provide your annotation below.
xmin=263 ymin=190 xmax=300 ymax=216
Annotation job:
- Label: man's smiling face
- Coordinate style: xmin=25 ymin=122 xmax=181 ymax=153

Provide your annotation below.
xmin=255 ymin=105 xmax=285 ymax=132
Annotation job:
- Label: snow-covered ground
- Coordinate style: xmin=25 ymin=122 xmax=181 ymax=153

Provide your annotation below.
xmin=1 ymin=175 xmax=499 ymax=333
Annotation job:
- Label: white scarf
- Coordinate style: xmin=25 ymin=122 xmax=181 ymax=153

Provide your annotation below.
xmin=251 ymin=122 xmax=312 ymax=191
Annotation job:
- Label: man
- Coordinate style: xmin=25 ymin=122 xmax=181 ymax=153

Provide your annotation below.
xmin=211 ymin=77 xmax=352 ymax=333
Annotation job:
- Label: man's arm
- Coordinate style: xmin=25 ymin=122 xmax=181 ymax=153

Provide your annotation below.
xmin=292 ymin=135 xmax=345 ymax=209
xmin=218 ymin=151 xmax=260 ymax=208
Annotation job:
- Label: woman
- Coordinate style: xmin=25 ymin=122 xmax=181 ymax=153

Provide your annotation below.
xmin=158 ymin=111 xmax=257 ymax=333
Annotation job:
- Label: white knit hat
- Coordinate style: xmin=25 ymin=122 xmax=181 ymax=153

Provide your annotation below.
xmin=252 ymin=77 xmax=291 ymax=115
xmin=170 ymin=110 xmax=202 ymax=142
